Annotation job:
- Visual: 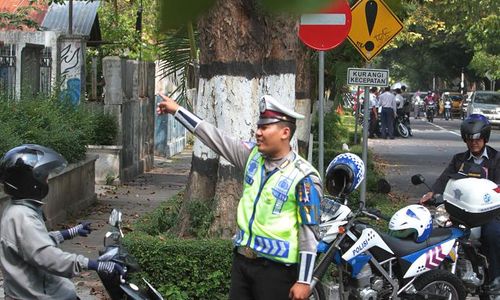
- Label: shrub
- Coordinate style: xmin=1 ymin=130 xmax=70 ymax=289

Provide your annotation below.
xmin=87 ymin=112 xmax=118 ymax=145
xmin=0 ymin=94 xmax=94 ymax=162
xmin=123 ymin=232 xmax=232 ymax=299
xmin=0 ymin=93 xmax=117 ymax=162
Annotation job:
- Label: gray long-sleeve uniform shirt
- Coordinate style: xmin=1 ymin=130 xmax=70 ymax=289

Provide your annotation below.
xmin=0 ymin=199 xmax=89 ymax=300
xmin=194 ymin=121 xmax=321 ymax=253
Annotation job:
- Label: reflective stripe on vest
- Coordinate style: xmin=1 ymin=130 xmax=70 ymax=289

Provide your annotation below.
xmin=234 ymin=147 xmax=319 ymax=264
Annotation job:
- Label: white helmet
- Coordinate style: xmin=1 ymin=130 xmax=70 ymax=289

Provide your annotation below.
xmin=388 ymin=205 xmax=432 ymax=243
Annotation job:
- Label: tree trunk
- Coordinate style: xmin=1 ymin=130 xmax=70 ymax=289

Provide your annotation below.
xmin=295 ymin=44 xmax=312 ymax=157
xmin=178 ymin=0 xmax=298 ymax=238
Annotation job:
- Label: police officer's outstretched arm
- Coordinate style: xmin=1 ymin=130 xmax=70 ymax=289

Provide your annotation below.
xmin=157 ymin=94 xmax=251 ymax=170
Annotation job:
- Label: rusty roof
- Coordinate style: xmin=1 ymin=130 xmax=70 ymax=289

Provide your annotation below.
xmin=41 ymin=1 xmax=100 ymax=36
xmin=0 ymin=0 xmax=49 ymax=31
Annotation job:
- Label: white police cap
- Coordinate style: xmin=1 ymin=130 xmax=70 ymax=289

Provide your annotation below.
xmin=257 ymin=95 xmax=304 ymax=125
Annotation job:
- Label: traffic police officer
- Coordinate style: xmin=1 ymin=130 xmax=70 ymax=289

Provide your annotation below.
xmin=157 ymin=94 xmax=322 ymax=300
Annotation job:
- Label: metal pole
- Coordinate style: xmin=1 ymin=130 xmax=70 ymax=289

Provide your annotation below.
xmin=353 ymin=86 xmax=361 ymax=144
xmin=360 ymin=63 xmax=372 ymax=205
xmin=68 ymin=0 xmax=73 ymax=35
xmin=318 ymin=51 xmax=325 ymax=179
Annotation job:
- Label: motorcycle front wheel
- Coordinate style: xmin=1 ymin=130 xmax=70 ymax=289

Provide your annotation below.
xmin=309 ymin=281 xmax=326 ymax=300
xmin=397 ymin=123 xmax=410 ymax=138
xmin=412 ymin=269 xmax=466 ymax=300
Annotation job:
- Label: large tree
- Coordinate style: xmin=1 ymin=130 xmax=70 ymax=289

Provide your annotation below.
xmin=177 ymin=0 xmax=299 ymax=238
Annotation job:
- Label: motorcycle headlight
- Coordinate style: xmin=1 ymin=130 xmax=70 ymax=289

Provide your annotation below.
xmin=434 ymin=204 xmax=451 ymax=227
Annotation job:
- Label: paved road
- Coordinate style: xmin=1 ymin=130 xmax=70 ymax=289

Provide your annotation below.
xmin=370 ymin=116 xmax=500 ymax=202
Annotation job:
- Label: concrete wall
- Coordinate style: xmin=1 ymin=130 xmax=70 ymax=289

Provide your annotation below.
xmin=58 ymin=35 xmax=86 ymax=105
xmin=86 ymin=145 xmax=122 ymax=184
xmin=0 ymin=155 xmax=97 ymax=230
xmin=154 ymin=62 xmax=187 ymax=157
xmin=101 ymin=57 xmax=155 ymax=183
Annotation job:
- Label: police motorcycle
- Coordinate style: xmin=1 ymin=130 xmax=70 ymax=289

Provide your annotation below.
xmin=309 ymin=153 xmax=466 ymax=300
xmin=411 ymin=174 xmax=500 ymax=300
xmin=97 ymin=209 xmax=164 ymax=300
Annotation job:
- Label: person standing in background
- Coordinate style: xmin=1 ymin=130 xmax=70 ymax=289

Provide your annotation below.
xmin=378 ymin=86 xmax=397 ymax=139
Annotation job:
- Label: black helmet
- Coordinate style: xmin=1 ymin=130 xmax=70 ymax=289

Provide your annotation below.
xmin=460 ymin=114 xmax=491 ymax=142
xmin=0 ymin=144 xmax=67 ymax=200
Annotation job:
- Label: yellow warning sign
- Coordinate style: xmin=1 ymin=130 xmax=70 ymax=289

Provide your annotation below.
xmin=348 ymin=0 xmax=403 ymax=61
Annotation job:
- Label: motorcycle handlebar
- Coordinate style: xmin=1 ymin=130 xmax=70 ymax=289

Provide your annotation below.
xmin=363 ymin=208 xmax=391 ymax=222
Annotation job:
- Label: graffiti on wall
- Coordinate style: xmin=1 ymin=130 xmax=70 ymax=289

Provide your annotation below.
xmin=59 ymin=43 xmax=81 ymax=105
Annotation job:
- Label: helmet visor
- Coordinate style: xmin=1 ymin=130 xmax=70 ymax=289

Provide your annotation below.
xmin=388 ymin=228 xmax=416 ymax=239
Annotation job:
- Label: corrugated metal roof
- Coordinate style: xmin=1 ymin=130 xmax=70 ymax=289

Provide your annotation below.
xmin=41 ymin=1 xmax=100 ymax=36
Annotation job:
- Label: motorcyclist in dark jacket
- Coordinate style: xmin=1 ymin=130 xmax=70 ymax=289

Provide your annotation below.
xmin=420 ymin=115 xmax=500 ymax=292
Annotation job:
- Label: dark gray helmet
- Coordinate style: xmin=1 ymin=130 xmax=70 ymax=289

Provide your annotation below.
xmin=0 ymin=144 xmax=67 ymax=200
xmin=460 ymin=114 xmax=491 ymax=142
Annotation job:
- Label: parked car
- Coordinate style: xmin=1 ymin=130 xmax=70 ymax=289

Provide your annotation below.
xmin=441 ymin=92 xmax=463 ymax=118
xmin=466 ymin=91 xmax=500 ymax=124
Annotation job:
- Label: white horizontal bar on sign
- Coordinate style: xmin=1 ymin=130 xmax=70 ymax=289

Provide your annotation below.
xmin=300 ymin=14 xmax=346 ymax=26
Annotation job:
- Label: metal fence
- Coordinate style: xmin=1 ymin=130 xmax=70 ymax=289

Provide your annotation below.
xmin=0 ymin=44 xmax=16 ymax=98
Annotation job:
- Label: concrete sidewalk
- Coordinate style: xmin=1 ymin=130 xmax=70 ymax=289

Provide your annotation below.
xmin=0 ymin=149 xmax=192 ymax=300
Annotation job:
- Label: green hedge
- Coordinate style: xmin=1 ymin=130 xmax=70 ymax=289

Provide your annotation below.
xmin=123 ymin=232 xmax=232 ymax=299
xmin=0 ymin=94 xmax=117 ymax=162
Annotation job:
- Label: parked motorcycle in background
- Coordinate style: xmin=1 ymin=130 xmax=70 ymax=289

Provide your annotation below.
xmin=412 ymin=175 xmax=500 ymax=300
xmin=97 ymin=209 xmax=164 ymax=300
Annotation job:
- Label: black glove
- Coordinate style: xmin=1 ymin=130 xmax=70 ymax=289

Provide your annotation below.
xmin=88 ymin=260 xmax=125 ymax=276
xmin=61 ymin=221 xmax=92 ymax=240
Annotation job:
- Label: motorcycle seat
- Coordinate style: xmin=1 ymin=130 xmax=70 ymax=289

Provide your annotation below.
xmin=377 ymin=227 xmax=453 ymax=257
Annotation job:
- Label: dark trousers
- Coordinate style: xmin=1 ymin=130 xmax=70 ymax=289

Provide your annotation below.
xmin=229 ymin=252 xmax=298 ymax=300
xmin=481 ymin=217 xmax=500 ymax=283
xmin=380 ymin=107 xmax=395 ymax=138
xmin=369 ymin=110 xmax=378 ymax=137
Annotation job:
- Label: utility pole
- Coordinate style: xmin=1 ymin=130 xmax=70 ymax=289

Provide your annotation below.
xmin=68 ymin=0 xmax=73 ymax=35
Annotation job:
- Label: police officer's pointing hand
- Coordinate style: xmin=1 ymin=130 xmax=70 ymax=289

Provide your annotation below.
xmin=157 ymin=94 xmax=179 ymax=115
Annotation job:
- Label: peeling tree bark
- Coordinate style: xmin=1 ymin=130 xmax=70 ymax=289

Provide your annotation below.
xmin=178 ymin=0 xmax=298 ymax=238
xmin=295 ymin=44 xmax=312 ymax=157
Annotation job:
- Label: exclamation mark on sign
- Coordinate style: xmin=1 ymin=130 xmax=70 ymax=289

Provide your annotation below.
xmin=365 ymin=0 xmax=377 ymax=52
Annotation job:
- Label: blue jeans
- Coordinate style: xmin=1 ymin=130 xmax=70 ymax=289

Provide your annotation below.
xmin=381 ymin=107 xmax=395 ymax=138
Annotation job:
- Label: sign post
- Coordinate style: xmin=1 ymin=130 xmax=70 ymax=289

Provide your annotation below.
xmin=299 ymin=0 xmax=352 ymax=178
xmin=347 ymin=0 xmax=402 ymax=205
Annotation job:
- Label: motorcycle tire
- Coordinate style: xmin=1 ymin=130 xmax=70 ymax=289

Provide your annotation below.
xmin=397 ymin=123 xmax=410 ymax=138
xmin=412 ymin=269 xmax=466 ymax=300
xmin=309 ymin=281 xmax=326 ymax=300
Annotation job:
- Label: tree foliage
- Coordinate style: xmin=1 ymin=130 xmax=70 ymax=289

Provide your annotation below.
xmin=376 ymin=0 xmax=498 ymax=90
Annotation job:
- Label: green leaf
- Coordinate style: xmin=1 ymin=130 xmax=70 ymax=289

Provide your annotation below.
xmin=159 ymin=0 xmax=217 ymax=31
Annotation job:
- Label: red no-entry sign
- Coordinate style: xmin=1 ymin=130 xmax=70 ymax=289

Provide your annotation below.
xmin=298 ymin=0 xmax=352 ymax=51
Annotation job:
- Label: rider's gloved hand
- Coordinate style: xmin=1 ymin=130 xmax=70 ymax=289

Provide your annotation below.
xmin=419 ymin=192 xmax=434 ymax=205
xmin=88 ymin=260 xmax=125 ymax=277
xmin=60 ymin=221 xmax=92 ymax=240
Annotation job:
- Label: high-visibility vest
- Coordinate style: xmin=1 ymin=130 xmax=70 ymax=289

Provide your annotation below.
xmin=233 ymin=147 xmax=319 ymax=264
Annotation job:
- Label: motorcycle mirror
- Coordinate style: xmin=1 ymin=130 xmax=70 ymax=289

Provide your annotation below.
xmin=109 ymin=209 xmax=122 ymax=227
xmin=377 ymin=179 xmax=391 ymax=194
xmin=411 ymin=174 xmax=425 ymax=185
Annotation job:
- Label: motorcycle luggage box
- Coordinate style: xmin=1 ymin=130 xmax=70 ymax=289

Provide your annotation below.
xmin=443 ymin=178 xmax=500 ymax=228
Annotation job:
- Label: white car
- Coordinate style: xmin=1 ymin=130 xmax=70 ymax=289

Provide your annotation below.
xmin=467 ymin=91 xmax=500 ymax=125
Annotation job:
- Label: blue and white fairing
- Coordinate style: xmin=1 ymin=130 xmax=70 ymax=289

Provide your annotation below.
xmin=400 ymin=228 xmax=463 ymax=278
